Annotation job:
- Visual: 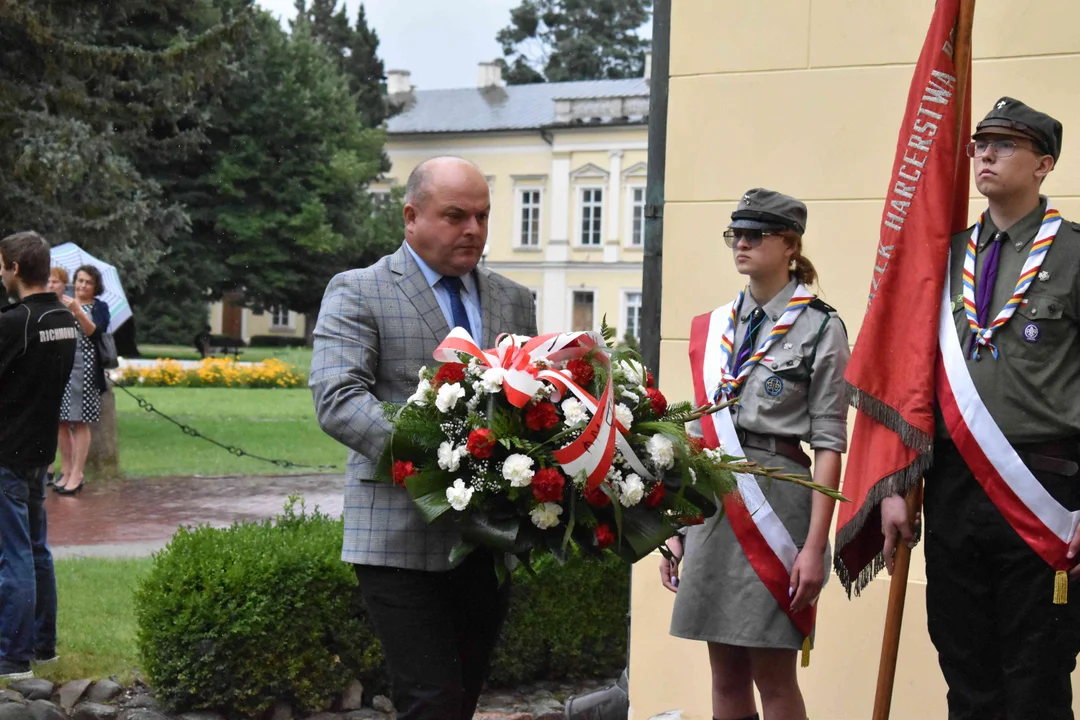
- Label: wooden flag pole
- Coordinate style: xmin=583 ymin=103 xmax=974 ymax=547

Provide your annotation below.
xmin=871 ymin=3 xmax=975 ymax=719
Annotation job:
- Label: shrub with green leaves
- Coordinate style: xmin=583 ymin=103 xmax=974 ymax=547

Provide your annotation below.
xmin=135 ymin=500 xmax=628 ymax=717
xmin=134 ymin=499 xmax=386 ymax=717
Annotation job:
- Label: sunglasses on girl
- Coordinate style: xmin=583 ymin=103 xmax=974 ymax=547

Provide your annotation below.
xmin=722 ymin=229 xmax=781 ymax=249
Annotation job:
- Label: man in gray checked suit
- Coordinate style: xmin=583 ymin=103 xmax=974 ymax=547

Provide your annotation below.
xmin=310 ymin=156 xmax=537 ymax=720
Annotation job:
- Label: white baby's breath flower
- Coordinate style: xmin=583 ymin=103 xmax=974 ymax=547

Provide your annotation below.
xmin=704 ymin=445 xmax=727 ymax=462
xmin=479 ymin=367 xmax=506 ymax=394
xmin=646 ymin=434 xmax=676 ymax=470
xmin=446 ymin=479 xmax=474 ymax=512
xmin=466 ymin=394 xmax=481 ymax=412
xmin=606 ymin=464 xmax=624 ymax=483
xmin=617 ymin=473 xmax=645 ymax=507
xmin=561 ymin=398 xmax=589 ymax=427
xmin=689 ymin=468 xmax=698 ymax=485
xmin=438 ymin=441 xmax=465 ymax=472
xmin=435 ymin=382 xmax=465 ymax=413
xmin=530 ymin=502 xmax=563 ymax=529
xmin=502 ymin=453 xmax=535 ymax=487
xmin=615 ymin=404 xmax=634 ymax=429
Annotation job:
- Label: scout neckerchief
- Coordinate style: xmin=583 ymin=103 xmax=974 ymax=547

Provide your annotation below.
xmin=714 ymin=284 xmax=814 ymax=403
xmin=963 ymin=202 xmax=1063 ymax=359
xmin=937 ymin=259 xmax=1080 ymax=604
xmin=690 ymin=306 xmax=816 ymax=666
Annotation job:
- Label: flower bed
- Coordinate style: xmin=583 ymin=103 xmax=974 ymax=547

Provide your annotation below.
xmin=116 ymin=357 xmax=304 ymax=389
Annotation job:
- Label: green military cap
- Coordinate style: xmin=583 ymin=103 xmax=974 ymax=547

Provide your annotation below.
xmin=975 ymin=97 xmax=1063 ymax=162
xmin=730 ymin=188 xmax=807 ymax=235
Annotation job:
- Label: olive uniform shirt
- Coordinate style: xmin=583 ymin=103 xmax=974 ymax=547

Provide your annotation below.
xmin=942 ymin=196 xmax=1080 ymax=444
xmin=729 ymin=278 xmax=850 ymax=452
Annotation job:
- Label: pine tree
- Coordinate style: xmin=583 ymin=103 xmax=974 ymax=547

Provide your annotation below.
xmin=497 ymin=0 xmax=652 ymax=85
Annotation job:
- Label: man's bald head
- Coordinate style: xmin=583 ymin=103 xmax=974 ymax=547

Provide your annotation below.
xmin=403 ymin=156 xmax=491 ymax=277
xmin=404 ymin=156 xmax=486 ymax=209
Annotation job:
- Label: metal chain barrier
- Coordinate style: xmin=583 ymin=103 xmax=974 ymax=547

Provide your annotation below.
xmin=111 ymin=381 xmax=339 ymax=471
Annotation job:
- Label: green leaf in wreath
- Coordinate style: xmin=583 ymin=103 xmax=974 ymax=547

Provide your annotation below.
xmin=413 ymin=491 xmax=453 ymax=523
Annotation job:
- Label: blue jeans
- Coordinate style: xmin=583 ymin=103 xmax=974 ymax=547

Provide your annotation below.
xmin=0 ymin=465 xmax=57 ymax=662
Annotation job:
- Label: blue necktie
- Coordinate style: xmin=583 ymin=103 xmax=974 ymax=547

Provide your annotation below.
xmin=439 ymin=276 xmax=473 ymax=338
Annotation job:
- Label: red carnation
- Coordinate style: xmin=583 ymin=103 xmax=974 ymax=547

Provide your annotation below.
xmin=583 ymin=483 xmax=611 ymax=507
xmin=466 ymin=428 xmax=497 ymax=459
xmin=392 ymin=460 xmax=416 ymax=487
xmin=688 ymin=436 xmax=707 ymax=456
xmin=567 ymin=359 xmax=595 ymax=386
xmin=595 ymin=524 xmax=615 ymax=549
xmin=646 ymin=387 xmax=668 ymax=417
xmin=525 ymin=401 xmax=559 ymax=431
xmin=643 ymin=482 xmax=665 ymax=508
xmin=531 ymin=467 xmax=566 ymax=503
xmin=646 ymin=371 xmax=656 ymax=388
xmin=433 ymin=362 xmax=466 ymax=385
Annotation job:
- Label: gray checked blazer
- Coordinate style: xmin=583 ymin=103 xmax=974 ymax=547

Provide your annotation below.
xmin=310 ymin=242 xmax=537 ymax=571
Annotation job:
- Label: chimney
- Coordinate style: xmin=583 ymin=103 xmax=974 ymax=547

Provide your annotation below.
xmin=643 ymin=51 xmax=652 ymax=81
xmin=387 ymin=69 xmax=413 ymax=96
xmin=477 ymin=61 xmax=505 ymax=89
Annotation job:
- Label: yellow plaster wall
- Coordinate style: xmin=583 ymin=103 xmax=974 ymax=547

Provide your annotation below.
xmin=635 ymin=2 xmax=1080 ymax=718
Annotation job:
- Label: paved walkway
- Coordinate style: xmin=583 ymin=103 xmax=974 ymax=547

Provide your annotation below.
xmin=47 ymin=474 xmax=344 ymax=558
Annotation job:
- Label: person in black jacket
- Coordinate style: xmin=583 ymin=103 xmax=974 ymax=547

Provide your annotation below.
xmin=0 ymin=231 xmax=77 ymax=679
xmin=54 ymin=264 xmax=109 ymax=495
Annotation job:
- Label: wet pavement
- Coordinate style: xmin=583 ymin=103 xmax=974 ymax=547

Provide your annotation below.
xmin=46 ymin=474 xmax=344 ymax=556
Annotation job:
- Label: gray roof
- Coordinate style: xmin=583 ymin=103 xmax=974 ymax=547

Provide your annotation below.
xmin=387 ymin=77 xmax=651 ymax=135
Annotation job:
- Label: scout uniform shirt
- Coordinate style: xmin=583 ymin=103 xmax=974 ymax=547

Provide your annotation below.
xmin=729 ymin=277 xmax=850 ymax=454
xmin=944 ymin=196 xmax=1080 ymax=443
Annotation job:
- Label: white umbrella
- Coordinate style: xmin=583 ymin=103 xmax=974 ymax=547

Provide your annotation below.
xmin=49 ymin=242 xmax=132 ymax=333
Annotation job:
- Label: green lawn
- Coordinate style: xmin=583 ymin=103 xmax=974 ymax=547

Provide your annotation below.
xmin=137 ymin=344 xmax=313 ymax=368
xmin=25 ymin=558 xmax=152 ymax=685
xmin=117 ymin=387 xmax=346 ymax=477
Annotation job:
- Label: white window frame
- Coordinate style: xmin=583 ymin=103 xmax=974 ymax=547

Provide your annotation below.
xmin=621 ymin=289 xmax=643 ymax=342
xmin=625 ymin=184 xmax=646 ymax=248
xmin=567 ymin=287 xmax=600 ymax=332
xmin=576 ymin=186 xmax=605 ymax=247
xmin=270 ymin=305 xmax=295 ymax=331
xmin=514 ymin=186 xmax=544 ymax=248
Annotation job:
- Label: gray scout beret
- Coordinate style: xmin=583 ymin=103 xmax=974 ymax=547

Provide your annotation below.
xmin=975 ymin=97 xmax=1063 ymax=162
xmin=729 ymin=188 xmax=807 ymax=235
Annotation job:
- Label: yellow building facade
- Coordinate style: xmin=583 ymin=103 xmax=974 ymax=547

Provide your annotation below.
xmin=377 ymin=65 xmax=649 ymax=340
xmin=629 ymin=2 xmax=1080 ymax=718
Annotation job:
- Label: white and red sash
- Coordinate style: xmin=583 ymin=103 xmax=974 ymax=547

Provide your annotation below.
xmin=936 ymin=255 xmax=1080 ymax=602
xmin=689 ymin=306 xmax=815 ymax=650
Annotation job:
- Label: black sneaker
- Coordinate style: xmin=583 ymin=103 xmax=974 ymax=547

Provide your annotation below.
xmin=0 ymin=658 xmax=33 ymax=680
xmin=32 ymin=648 xmax=58 ymax=665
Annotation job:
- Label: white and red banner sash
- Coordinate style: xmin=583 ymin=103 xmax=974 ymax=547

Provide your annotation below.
xmin=936 ymin=258 xmax=1080 ymax=573
xmin=433 ymin=328 xmax=652 ymax=489
xmin=690 ymin=307 xmax=815 ymax=640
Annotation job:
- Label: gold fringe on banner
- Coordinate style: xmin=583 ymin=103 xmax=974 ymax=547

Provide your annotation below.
xmin=801 ymin=636 xmax=811 ymax=668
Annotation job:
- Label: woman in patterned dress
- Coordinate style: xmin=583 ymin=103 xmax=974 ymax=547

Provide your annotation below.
xmin=54 ymin=265 xmax=110 ymax=495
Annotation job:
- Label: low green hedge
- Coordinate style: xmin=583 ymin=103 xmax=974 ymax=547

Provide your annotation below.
xmin=135 ymin=499 xmax=628 ymax=717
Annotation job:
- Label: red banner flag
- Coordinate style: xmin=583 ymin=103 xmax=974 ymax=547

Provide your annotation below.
xmin=835 ymin=0 xmax=972 ymax=595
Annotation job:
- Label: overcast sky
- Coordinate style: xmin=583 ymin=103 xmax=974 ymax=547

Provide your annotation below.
xmin=257 ymin=0 xmax=522 ymax=90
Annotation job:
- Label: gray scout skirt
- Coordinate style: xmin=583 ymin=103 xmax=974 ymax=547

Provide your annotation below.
xmin=669 ymin=446 xmax=830 ymax=650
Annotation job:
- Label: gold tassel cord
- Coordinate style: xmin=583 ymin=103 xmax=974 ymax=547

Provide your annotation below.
xmin=1054 ymin=570 xmax=1068 ymax=605
xmin=801 ymin=636 xmax=811 ymax=668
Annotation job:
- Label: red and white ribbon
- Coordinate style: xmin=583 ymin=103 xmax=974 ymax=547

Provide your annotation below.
xmin=690 ymin=305 xmax=815 ymax=640
xmin=432 ymin=328 xmax=652 ymax=489
xmin=937 ymin=255 xmax=1080 ymax=570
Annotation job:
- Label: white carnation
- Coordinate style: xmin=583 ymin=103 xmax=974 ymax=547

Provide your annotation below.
xmin=446 ymin=479 xmax=474 ymax=512
xmin=502 ymin=453 xmax=535 ymax=487
xmin=417 ymin=366 xmax=428 ymax=380
xmin=617 ymin=473 xmax=646 ymax=507
xmin=479 ymin=367 xmax=506 ymax=394
xmin=435 ymin=382 xmax=465 ymax=413
xmin=646 ymin=434 xmax=676 ymax=470
xmin=530 ymin=502 xmax=563 ymax=529
xmin=562 ymin=398 xmax=589 ymax=427
xmin=438 ymin=441 xmax=465 ymax=472
xmin=407 ymin=378 xmax=432 ymax=406
xmin=615 ymin=404 xmax=634 ymax=429
xmin=617 ymin=359 xmax=647 ymax=387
